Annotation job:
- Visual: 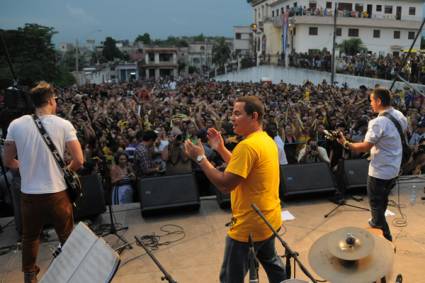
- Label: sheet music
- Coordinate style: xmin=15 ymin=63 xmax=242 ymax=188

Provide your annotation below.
xmin=40 ymin=222 xmax=120 ymax=283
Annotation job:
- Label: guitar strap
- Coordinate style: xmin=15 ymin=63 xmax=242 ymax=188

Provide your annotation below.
xmin=32 ymin=114 xmax=68 ymax=172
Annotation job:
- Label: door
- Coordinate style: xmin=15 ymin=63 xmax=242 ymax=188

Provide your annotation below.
xmin=396 ymin=6 xmax=402 ymax=20
xmin=367 ymin=4 xmax=372 ymax=18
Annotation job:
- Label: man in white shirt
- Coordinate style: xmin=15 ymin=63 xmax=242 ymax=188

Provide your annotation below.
xmin=338 ymin=87 xmax=407 ymax=242
xmin=3 ymin=82 xmax=84 ymax=283
xmin=266 ymin=122 xmax=288 ymax=165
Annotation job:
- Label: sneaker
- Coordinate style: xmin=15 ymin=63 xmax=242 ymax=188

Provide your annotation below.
xmin=368 ymin=219 xmax=379 ymax=228
xmin=24 ymin=266 xmax=39 ymax=283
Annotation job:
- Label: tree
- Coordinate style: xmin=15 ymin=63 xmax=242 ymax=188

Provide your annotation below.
xmin=134 ymin=33 xmax=151 ymax=45
xmin=193 ymin=33 xmax=205 ymax=42
xmin=0 ymin=24 xmax=59 ymax=86
xmin=338 ymin=38 xmax=367 ymax=56
xmin=212 ymin=37 xmax=231 ymax=67
xmin=102 ymin=37 xmax=123 ymax=62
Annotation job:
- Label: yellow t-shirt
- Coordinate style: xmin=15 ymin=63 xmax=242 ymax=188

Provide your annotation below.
xmin=225 ymin=131 xmax=282 ymax=242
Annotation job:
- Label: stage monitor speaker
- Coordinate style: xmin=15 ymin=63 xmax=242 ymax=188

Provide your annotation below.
xmin=138 ymin=173 xmax=200 ymax=214
xmin=280 ymin=162 xmax=336 ymax=197
xmin=342 ymin=159 xmax=369 ymax=190
xmin=74 ymin=174 xmax=106 ymax=220
xmin=40 ymin=222 xmax=120 ymax=283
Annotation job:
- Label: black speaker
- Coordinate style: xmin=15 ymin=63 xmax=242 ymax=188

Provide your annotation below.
xmin=342 ymin=159 xmax=369 ymax=190
xmin=74 ymin=174 xmax=106 ymax=220
xmin=280 ymin=163 xmax=336 ymax=196
xmin=138 ymin=173 xmax=200 ymax=214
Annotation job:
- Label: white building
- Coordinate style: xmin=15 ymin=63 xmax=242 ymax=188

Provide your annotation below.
xmin=233 ymin=26 xmax=253 ymax=57
xmin=188 ymin=42 xmax=213 ymax=73
xmin=140 ymin=47 xmax=178 ymax=80
xmin=248 ymin=0 xmax=424 ymax=58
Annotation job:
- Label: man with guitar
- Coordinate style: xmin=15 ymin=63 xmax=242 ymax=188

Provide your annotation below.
xmin=336 ymin=87 xmax=407 ymax=242
xmin=3 ymin=81 xmax=84 ymax=283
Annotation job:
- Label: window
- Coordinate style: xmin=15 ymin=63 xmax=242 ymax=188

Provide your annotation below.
xmin=376 ymin=5 xmax=382 ymax=12
xmin=348 ymin=28 xmax=359 ymax=37
xmin=235 ymin=33 xmax=241 ymax=40
xmin=293 ymin=2 xmax=297 ymax=7
xmin=309 ymin=2 xmax=317 ymax=10
xmin=408 ymin=31 xmax=415 ymax=40
xmin=326 ymin=2 xmax=332 ymax=9
xmin=409 ymin=7 xmax=416 ymax=15
xmin=272 ymin=10 xmax=275 ymax=17
xmin=336 ymin=28 xmax=342 ymax=36
xmin=384 ymin=5 xmax=393 ymax=14
xmin=373 ymin=30 xmax=380 ymax=38
xmin=309 ymin=27 xmax=318 ymax=35
xmin=394 ymin=30 xmax=400 ymax=39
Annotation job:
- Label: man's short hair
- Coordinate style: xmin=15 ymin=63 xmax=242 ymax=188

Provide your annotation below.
xmin=142 ymin=130 xmax=158 ymax=142
xmin=236 ymin=95 xmax=264 ymax=123
xmin=30 ymin=81 xmax=56 ymax=108
xmin=371 ymin=88 xmax=392 ymax=107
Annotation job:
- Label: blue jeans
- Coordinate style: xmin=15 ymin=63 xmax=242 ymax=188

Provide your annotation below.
xmin=367 ymin=176 xmax=396 ymax=241
xmin=219 ymin=235 xmax=287 ymax=283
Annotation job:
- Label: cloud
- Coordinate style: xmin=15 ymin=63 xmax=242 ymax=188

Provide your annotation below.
xmin=66 ymin=4 xmax=99 ymax=25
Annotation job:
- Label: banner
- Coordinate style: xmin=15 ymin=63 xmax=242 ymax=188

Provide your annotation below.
xmin=282 ymin=10 xmax=289 ymax=55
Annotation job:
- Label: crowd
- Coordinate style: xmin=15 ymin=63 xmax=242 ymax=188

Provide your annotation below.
xmin=48 ymin=78 xmax=425 ymax=204
xmin=289 ymin=51 xmax=425 ymax=84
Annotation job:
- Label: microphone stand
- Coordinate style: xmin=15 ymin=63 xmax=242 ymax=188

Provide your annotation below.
xmin=134 ymin=236 xmax=177 ymax=283
xmin=81 ymin=97 xmax=132 ymax=253
xmin=248 ymin=233 xmax=259 ymax=283
xmin=251 ymin=204 xmax=318 ymax=283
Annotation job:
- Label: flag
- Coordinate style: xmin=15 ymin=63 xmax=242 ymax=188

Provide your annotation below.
xmin=282 ymin=10 xmax=289 ymax=55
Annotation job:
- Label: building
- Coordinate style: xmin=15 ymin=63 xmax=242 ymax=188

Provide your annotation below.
xmin=248 ymin=0 xmax=424 ymax=59
xmin=140 ymin=47 xmax=178 ymax=80
xmin=187 ymin=42 xmax=213 ymax=74
xmin=247 ymin=0 xmax=276 ymax=64
xmin=233 ymin=26 xmax=253 ymax=58
xmin=116 ymin=63 xmax=139 ymax=82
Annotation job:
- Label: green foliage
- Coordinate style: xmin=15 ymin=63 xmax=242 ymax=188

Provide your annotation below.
xmin=102 ymin=37 xmax=123 ymax=62
xmin=0 ymin=24 xmax=59 ymax=86
xmin=54 ymin=65 xmax=76 ymax=87
xmin=212 ymin=37 xmax=231 ymax=67
xmin=193 ymin=34 xmax=205 ymax=42
xmin=135 ymin=33 xmax=151 ymax=44
xmin=337 ymin=38 xmax=367 ymax=56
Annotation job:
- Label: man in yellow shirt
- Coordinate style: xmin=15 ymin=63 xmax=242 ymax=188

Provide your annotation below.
xmin=184 ymin=96 xmax=286 ymax=283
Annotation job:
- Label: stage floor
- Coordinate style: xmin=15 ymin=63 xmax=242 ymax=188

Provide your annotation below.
xmin=1 ymin=176 xmax=424 ymax=283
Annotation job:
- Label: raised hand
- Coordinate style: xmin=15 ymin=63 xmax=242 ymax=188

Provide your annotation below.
xmin=207 ymin=128 xmax=224 ymax=150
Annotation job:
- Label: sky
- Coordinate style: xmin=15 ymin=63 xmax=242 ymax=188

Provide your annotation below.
xmin=1 ymin=0 xmax=252 ymax=46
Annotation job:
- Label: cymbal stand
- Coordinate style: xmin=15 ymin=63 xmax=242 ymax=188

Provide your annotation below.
xmin=251 ymin=204 xmax=318 ymax=283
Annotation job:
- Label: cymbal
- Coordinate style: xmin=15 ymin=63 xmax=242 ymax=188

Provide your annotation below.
xmin=327 ymin=226 xmax=375 ymax=261
xmin=309 ymin=227 xmax=394 ymax=283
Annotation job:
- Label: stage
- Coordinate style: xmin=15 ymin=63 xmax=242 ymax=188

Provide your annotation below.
xmin=0 ymin=176 xmax=424 ymax=283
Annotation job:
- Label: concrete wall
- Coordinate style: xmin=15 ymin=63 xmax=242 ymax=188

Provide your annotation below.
xmin=214 ymin=65 xmax=425 ymax=91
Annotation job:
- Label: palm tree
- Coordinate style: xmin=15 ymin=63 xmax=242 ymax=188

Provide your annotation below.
xmin=212 ymin=37 xmax=231 ymax=67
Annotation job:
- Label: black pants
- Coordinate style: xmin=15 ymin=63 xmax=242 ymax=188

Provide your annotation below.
xmin=367 ymin=176 xmax=396 ymax=241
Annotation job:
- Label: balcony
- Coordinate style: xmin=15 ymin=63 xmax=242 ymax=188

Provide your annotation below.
xmin=272 ymin=15 xmax=422 ymax=30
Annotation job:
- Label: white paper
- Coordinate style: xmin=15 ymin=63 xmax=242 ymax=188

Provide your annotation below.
xmin=281 ymin=210 xmax=295 ymax=221
xmin=385 ymin=209 xmax=395 ymax=216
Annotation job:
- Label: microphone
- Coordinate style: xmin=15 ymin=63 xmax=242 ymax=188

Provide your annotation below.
xmin=248 ymin=233 xmax=259 ymax=283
